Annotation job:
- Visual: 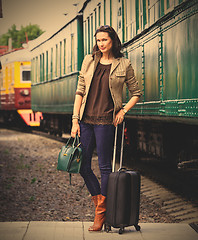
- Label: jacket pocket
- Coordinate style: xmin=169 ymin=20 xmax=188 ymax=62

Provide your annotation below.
xmin=115 ymin=71 xmax=126 ymax=77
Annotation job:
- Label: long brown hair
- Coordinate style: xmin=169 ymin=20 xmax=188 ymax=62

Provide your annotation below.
xmin=92 ymin=25 xmax=123 ymax=58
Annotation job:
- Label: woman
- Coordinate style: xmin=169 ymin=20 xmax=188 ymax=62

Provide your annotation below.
xmin=71 ymin=25 xmax=141 ymax=231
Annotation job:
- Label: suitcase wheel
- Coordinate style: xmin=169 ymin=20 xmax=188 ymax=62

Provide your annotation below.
xmin=104 ymin=224 xmax=111 ymax=233
xmin=134 ymin=224 xmax=141 ymax=231
xmin=119 ymin=227 xmax=124 ymax=234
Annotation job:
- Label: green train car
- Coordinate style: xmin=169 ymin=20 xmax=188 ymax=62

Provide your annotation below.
xmin=120 ymin=0 xmax=198 ymax=164
xmin=30 ymin=0 xmax=198 ymax=166
xmin=30 ymin=14 xmax=84 ymax=135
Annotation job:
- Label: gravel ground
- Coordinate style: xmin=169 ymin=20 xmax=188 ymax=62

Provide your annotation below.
xmin=0 ymin=128 xmax=178 ymax=223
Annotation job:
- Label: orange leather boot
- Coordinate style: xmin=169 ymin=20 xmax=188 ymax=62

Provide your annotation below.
xmin=88 ymin=194 xmax=106 ymax=231
xmin=91 ymin=195 xmax=98 ymax=208
xmin=89 ymin=195 xmax=99 ymax=229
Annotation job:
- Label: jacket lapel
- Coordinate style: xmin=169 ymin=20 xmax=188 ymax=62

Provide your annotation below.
xmin=93 ymin=51 xmax=101 ymax=73
xmin=86 ymin=52 xmax=101 ymax=92
xmin=92 ymin=52 xmax=120 ymax=75
xmin=110 ymin=58 xmax=120 ymax=75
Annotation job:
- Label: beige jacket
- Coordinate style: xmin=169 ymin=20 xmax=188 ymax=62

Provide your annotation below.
xmin=76 ymin=52 xmax=141 ymax=121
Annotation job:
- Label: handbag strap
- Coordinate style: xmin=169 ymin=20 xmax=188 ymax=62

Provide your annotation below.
xmin=66 ymin=146 xmax=79 ymax=171
xmin=72 ymin=134 xmax=80 ymax=147
xmin=65 ymin=134 xmax=80 ymax=148
xmin=64 ymin=135 xmax=81 ymax=186
xmin=65 ymin=136 xmax=74 ymax=147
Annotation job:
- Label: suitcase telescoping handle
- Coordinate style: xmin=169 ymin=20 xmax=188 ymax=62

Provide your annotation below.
xmin=112 ymin=121 xmax=125 ymax=172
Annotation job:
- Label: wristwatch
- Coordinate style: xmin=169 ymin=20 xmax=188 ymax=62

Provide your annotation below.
xmin=122 ymin=107 xmax=127 ymax=114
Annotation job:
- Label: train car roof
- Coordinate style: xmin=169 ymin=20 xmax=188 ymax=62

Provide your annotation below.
xmin=77 ymin=0 xmax=91 ymax=13
xmin=28 ymin=4 xmax=84 ymax=52
xmin=0 ymin=48 xmax=31 ymax=64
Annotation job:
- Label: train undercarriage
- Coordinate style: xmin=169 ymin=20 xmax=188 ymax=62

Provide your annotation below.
xmin=125 ymin=118 xmax=198 ymax=168
xmin=40 ymin=113 xmax=198 ymax=168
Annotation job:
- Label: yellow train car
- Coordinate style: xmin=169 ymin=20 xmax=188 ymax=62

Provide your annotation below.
xmin=0 ymin=49 xmax=42 ymax=126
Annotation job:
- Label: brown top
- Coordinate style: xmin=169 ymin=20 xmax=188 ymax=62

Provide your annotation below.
xmin=75 ymin=54 xmax=141 ymax=122
xmin=82 ymin=62 xmax=114 ymax=125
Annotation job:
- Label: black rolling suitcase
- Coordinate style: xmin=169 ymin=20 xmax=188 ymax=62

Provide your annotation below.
xmin=105 ymin=122 xmax=141 ymax=234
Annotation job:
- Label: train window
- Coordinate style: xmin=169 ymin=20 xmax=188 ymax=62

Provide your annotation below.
xmin=136 ymin=0 xmax=140 ymax=32
xmin=98 ymin=4 xmax=101 ymax=26
xmin=118 ymin=7 xmax=121 ymax=16
xmin=136 ymin=0 xmax=145 ymax=33
xmin=167 ymin=0 xmax=173 ymax=9
xmin=94 ymin=8 xmax=97 ymax=30
xmin=117 ymin=0 xmax=122 ymax=41
xmin=160 ymin=0 xmax=164 ymax=16
xmin=126 ymin=0 xmax=133 ymax=39
xmin=136 ymin=0 xmax=157 ymax=32
xmin=39 ymin=53 xmax=44 ymax=82
xmin=123 ymin=0 xmax=127 ymax=42
xmin=38 ymin=54 xmax=42 ymax=82
xmin=40 ymin=54 xmax=43 ymax=82
xmin=56 ymin=44 xmax=58 ymax=77
xmin=143 ymin=0 xmax=147 ymax=26
xmin=71 ymin=34 xmax=75 ymax=72
xmin=45 ymin=51 xmax=49 ymax=81
xmin=110 ymin=0 xmax=112 ymax=26
xmin=39 ymin=54 xmax=42 ymax=82
xmin=60 ymin=41 xmax=62 ymax=77
xmin=161 ymin=0 xmax=176 ymax=15
xmin=91 ymin=14 xmax=93 ymax=50
xmin=22 ymin=71 xmax=31 ymax=82
xmin=42 ymin=53 xmax=44 ymax=82
xmin=46 ymin=51 xmax=48 ymax=81
xmin=51 ymin=48 xmax=53 ymax=80
xmin=167 ymin=0 xmax=170 ymax=8
xmin=84 ymin=21 xmax=87 ymax=55
xmin=104 ymin=0 xmax=106 ymax=25
xmin=64 ymin=39 xmax=67 ymax=74
xmin=36 ymin=57 xmax=38 ymax=83
xmin=87 ymin=17 xmax=90 ymax=54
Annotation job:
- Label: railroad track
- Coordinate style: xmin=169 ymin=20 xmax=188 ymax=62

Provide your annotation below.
xmin=31 ymin=129 xmax=70 ymax=143
xmin=3 ymin=125 xmax=198 ymax=224
xmin=31 ymin=128 xmax=198 ymax=225
xmin=0 ymin=123 xmax=70 ymax=144
xmin=107 ymin=156 xmax=198 ymax=225
xmin=141 ymin=176 xmax=198 ymax=224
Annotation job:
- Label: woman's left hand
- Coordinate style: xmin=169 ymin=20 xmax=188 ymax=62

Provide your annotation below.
xmin=114 ymin=109 xmax=125 ymax=127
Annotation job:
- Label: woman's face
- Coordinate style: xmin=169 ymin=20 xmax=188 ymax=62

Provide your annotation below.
xmin=96 ymin=32 xmax=113 ymax=55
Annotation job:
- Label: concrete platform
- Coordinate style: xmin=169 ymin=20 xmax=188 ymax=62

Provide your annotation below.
xmin=0 ymin=222 xmax=197 ymax=240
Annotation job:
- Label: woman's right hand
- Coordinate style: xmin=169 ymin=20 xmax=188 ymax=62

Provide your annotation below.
xmin=71 ymin=119 xmax=80 ymax=138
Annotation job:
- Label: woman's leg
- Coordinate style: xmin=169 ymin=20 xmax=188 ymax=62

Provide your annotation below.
xmin=94 ymin=124 xmax=115 ymax=196
xmin=80 ymin=122 xmax=101 ymax=196
xmin=88 ymin=124 xmax=114 ymax=231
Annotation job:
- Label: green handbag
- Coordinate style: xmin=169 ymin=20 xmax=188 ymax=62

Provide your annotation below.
xmin=57 ymin=134 xmax=82 ymax=183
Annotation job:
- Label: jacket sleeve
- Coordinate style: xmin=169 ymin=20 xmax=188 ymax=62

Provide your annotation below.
xmin=76 ymin=55 xmax=89 ymax=97
xmin=125 ymin=60 xmax=142 ymax=98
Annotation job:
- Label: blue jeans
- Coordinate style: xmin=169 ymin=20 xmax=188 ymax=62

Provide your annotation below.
xmin=80 ymin=122 xmax=115 ymax=196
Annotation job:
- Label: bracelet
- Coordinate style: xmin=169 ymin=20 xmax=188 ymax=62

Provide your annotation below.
xmin=72 ymin=114 xmax=80 ymax=120
xmin=122 ymin=107 xmax=128 ymax=114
